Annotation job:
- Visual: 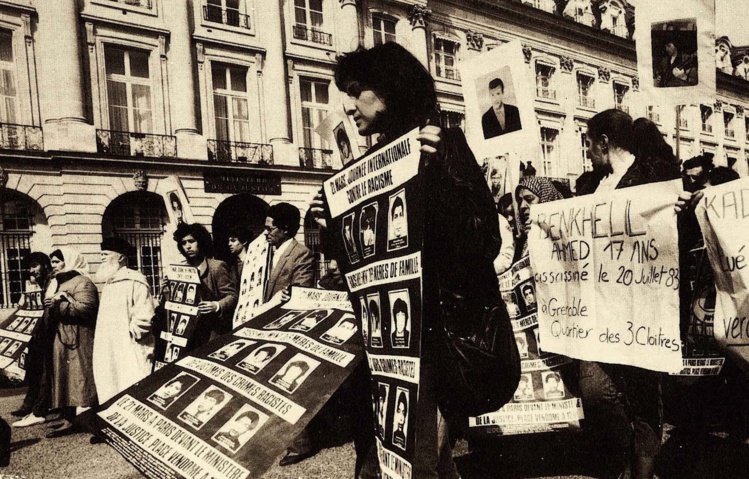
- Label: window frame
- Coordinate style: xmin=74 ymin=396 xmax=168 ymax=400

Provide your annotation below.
xmin=575 ymin=71 xmax=595 ymax=109
xmin=535 ymin=60 xmax=557 ymax=101
xmin=433 ymin=35 xmax=461 ymax=82
xmin=103 ymin=45 xmax=155 ymax=134
xmin=298 ymin=76 xmax=330 ymax=151
xmin=210 ymin=62 xmax=251 ymax=144
xmin=372 ymin=14 xmax=397 ymax=46
xmin=539 ymin=126 xmax=560 ymax=177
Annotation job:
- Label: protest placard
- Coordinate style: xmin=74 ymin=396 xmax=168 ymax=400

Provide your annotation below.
xmin=95 ymin=287 xmax=362 ymax=479
xmin=0 ymin=290 xmax=44 ymax=381
xmin=528 ymin=179 xmax=684 ymax=373
xmin=695 ymin=177 xmax=749 ymax=372
xmin=155 ymin=265 xmax=203 ymax=370
xmin=233 ymin=234 xmax=272 ymax=328
xmin=323 ymin=128 xmax=423 ymax=479
xmin=469 ymin=257 xmax=583 ymax=437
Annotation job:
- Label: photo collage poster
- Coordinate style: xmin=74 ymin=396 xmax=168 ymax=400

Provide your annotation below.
xmin=323 ymin=129 xmax=423 ymax=479
xmin=155 ymin=265 xmax=203 ymax=370
xmin=315 ymin=110 xmax=361 ymax=169
xmin=93 ymin=287 xmax=363 ymax=479
xmin=695 ymin=177 xmax=749 ymax=373
xmin=159 ymin=176 xmax=196 ymax=266
xmin=635 ymin=0 xmax=716 ymax=108
xmin=233 ymin=234 xmax=273 ymax=328
xmin=673 ymin=245 xmax=725 ymax=377
xmin=459 ymin=40 xmax=541 ymax=173
xmin=469 ymin=256 xmax=584 ymax=437
xmin=0 ymin=289 xmax=44 ymax=381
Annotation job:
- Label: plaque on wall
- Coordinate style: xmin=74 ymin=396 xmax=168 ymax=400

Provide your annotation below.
xmin=204 ymin=171 xmax=282 ymax=195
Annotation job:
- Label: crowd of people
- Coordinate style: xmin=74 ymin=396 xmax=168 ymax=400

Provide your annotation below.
xmin=2 ymin=40 xmax=748 ymax=479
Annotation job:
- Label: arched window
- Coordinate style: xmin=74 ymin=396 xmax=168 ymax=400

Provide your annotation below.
xmin=102 ymin=192 xmax=168 ymax=295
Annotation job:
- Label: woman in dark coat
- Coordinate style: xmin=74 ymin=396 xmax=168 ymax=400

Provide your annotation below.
xmin=46 ymin=247 xmax=99 ymax=438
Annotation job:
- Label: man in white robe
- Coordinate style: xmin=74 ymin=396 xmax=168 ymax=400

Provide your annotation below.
xmin=93 ymin=238 xmax=155 ymax=404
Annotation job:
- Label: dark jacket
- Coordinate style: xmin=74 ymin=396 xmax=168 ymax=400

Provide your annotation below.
xmin=481 ymin=104 xmax=522 ymax=139
xmin=264 ymin=239 xmax=315 ymax=302
xmin=575 ymin=157 xmax=680 ymax=196
xmin=198 ymin=258 xmax=238 ymax=338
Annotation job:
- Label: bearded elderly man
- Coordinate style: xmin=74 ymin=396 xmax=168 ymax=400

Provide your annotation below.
xmin=92 ymin=238 xmax=156 ymax=405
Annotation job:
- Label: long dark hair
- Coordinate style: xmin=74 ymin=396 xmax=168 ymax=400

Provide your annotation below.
xmin=335 ymin=42 xmax=438 ymax=139
xmin=174 ymin=223 xmax=214 ymax=259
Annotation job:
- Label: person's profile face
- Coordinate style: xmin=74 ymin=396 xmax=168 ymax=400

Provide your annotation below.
xmin=264 ymin=217 xmax=287 ymax=247
xmin=517 ymin=187 xmax=541 ymax=233
xmin=230 ymin=416 xmax=255 ymax=436
xmin=685 ymin=166 xmax=705 ymax=188
xmin=228 ymin=237 xmax=245 ymax=255
xmin=50 ymin=257 xmax=65 ymax=276
xmin=29 ymin=262 xmax=46 ymax=282
xmin=395 ymin=312 xmax=407 ymax=333
xmin=490 ymin=85 xmax=505 ymax=109
xmin=586 ymin=132 xmax=608 ymax=171
xmin=664 ymin=42 xmax=677 ymax=57
xmin=342 ymin=83 xmax=388 ymax=136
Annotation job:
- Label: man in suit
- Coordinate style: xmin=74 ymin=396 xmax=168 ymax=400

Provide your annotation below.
xmin=263 ymin=203 xmax=315 ymax=303
xmin=481 ymin=77 xmax=522 ymax=139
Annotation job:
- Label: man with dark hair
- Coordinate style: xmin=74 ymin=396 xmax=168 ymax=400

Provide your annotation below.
xmin=481 ymin=77 xmax=522 ymax=139
xmin=391 ymin=298 xmax=410 ymax=347
xmin=214 ymin=410 xmax=261 ymax=451
xmin=12 ymin=253 xmax=53 ymax=426
xmin=656 ymin=38 xmax=697 ymax=88
xmin=705 ymin=166 xmax=739 ymax=187
xmin=393 ymin=392 xmax=408 ymax=448
xmin=227 ymin=225 xmax=251 ymax=283
xmin=263 ymin=203 xmax=314 ymax=302
xmin=682 ymin=154 xmax=713 ymax=192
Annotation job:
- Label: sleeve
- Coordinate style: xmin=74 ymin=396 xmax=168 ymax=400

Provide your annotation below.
xmin=215 ymin=261 xmax=239 ymax=317
xmin=494 ymin=214 xmax=516 ymax=275
xmin=292 ymin=247 xmax=316 ymax=288
xmin=130 ymin=280 xmax=156 ymax=342
xmin=58 ymin=278 xmax=99 ymax=323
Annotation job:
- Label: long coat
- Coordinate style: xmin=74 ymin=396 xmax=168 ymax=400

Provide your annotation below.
xmin=50 ymin=272 xmax=99 ymax=408
xmin=93 ymin=268 xmax=155 ymax=403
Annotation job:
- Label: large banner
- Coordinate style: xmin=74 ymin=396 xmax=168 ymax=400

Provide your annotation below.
xmin=0 ymin=290 xmax=44 ymax=381
xmin=695 ymin=177 xmax=749 ymax=372
xmin=323 ymin=129 xmax=423 ymax=479
xmin=233 ymin=234 xmax=273 ymax=328
xmin=635 ymin=0 xmax=716 ymax=107
xmin=469 ymin=257 xmax=583 ymax=436
xmin=95 ymin=287 xmax=362 ymax=479
xmin=528 ymin=180 xmax=684 ymax=373
xmin=156 ymin=265 xmax=203 ymax=370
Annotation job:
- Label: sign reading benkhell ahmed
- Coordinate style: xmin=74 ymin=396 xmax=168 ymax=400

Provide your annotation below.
xmin=324 ymin=128 xmax=423 ymax=479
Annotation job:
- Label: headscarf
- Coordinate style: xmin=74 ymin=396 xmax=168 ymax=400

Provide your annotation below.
xmin=47 ymin=247 xmax=89 ymax=296
xmin=515 ymin=176 xmax=565 ymax=205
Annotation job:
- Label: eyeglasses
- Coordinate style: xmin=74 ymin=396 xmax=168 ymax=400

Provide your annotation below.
xmin=264 ymin=225 xmax=279 ymax=233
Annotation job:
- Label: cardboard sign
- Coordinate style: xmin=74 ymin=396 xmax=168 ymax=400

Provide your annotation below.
xmin=528 ymin=180 xmax=684 ymax=373
xmin=0 ymin=290 xmax=44 ymax=381
xmin=95 ymin=287 xmax=363 ymax=479
xmin=695 ymin=177 xmax=749 ymax=372
xmin=469 ymin=257 xmax=583 ymax=436
xmin=324 ymin=129 xmax=423 ymax=479
xmin=155 ymin=265 xmax=203 ymax=370
xmin=233 ymin=235 xmax=273 ymax=328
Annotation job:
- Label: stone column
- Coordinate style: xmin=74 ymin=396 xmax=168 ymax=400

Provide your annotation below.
xmin=338 ymin=0 xmax=360 ymax=52
xmin=407 ymin=5 xmax=431 ymax=68
xmin=35 ymin=0 xmax=96 ymax=152
xmin=257 ymin=0 xmax=294 ymax=166
xmin=166 ymin=0 xmax=207 ymax=160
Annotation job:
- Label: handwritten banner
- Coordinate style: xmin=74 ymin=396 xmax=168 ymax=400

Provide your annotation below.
xmin=94 ymin=287 xmax=362 ymax=479
xmin=324 ymin=129 xmax=424 ymax=479
xmin=528 ymin=180 xmax=683 ymax=373
xmin=469 ymin=257 xmax=583 ymax=436
xmin=0 ymin=290 xmax=44 ymax=381
xmin=695 ymin=177 xmax=749 ymax=372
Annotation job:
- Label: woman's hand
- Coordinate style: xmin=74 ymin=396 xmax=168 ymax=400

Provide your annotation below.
xmin=309 ymin=189 xmax=328 ymax=230
xmin=197 ymin=301 xmax=220 ymax=315
xmin=418 ymin=124 xmax=442 ymax=163
xmin=675 ymin=190 xmax=704 ymax=215
xmin=280 ymin=287 xmax=291 ymax=303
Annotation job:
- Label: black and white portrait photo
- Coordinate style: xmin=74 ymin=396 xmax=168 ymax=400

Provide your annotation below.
xmin=290 ymin=309 xmax=333 ymax=332
xmin=392 ymin=389 xmax=409 ymax=451
xmin=388 ymin=290 xmax=411 ymax=349
xmin=651 ymin=19 xmax=698 ymax=88
xmin=342 ymin=212 xmax=361 ymax=264
xmin=237 ymin=344 xmax=285 ymax=375
xmin=542 ymin=371 xmax=565 ymax=399
xmin=334 ymin=121 xmax=354 ymax=165
xmin=264 ymin=310 xmax=304 ymax=330
xmin=359 ymin=202 xmax=378 ymax=258
xmin=387 ymin=190 xmax=408 ymax=252
xmin=320 ymin=314 xmax=358 ymax=345
xmin=208 ymin=340 xmax=254 ymax=362
xmin=367 ymin=293 xmax=383 ymax=348
xmin=477 ymin=68 xmax=522 ymax=139
xmin=513 ymin=373 xmax=535 ymax=402
xmin=212 ymin=404 xmax=269 ymax=453
xmin=147 ymin=373 xmax=199 ymax=410
xmin=178 ymin=386 xmax=232 ymax=430
xmin=270 ymin=354 xmax=320 ymax=394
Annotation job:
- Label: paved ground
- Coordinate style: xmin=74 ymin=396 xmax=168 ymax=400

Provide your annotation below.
xmin=1 ymin=384 xmax=748 ymax=479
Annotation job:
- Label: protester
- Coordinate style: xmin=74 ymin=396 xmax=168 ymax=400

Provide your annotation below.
xmin=515 ymin=176 xmax=565 ymax=260
xmin=12 ymin=253 xmax=53 ymax=428
xmin=162 ymin=223 xmax=238 ymax=345
xmin=227 ymin=225 xmax=251 ymax=283
xmin=310 ymin=41 xmax=503 ymax=479
xmin=494 ymin=194 xmax=516 ymax=276
xmin=92 ymin=238 xmax=155 ymax=407
xmin=46 ymin=247 xmax=99 ymax=438
xmin=681 ymin=154 xmax=714 ymax=192
xmin=705 ymin=165 xmax=739 ymax=187
xmin=576 ymin=110 xmax=681 ymax=479
xmin=263 ymin=202 xmax=314 ymax=304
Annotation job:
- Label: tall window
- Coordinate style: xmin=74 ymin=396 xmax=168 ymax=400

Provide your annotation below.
xmin=434 ymin=38 xmax=460 ymax=81
xmin=647 ymin=105 xmax=660 ymax=123
xmin=700 ymin=105 xmax=713 ymax=133
xmin=540 ymin=127 xmax=559 ymax=176
xmin=0 ymin=193 xmax=41 ymax=308
xmin=724 ymin=111 xmax=735 ymax=138
xmin=105 ymin=46 xmax=152 ymax=133
xmin=205 ymin=0 xmax=248 ymax=28
xmin=300 ymin=78 xmax=329 ymax=150
xmin=535 ymin=63 xmax=556 ymax=100
xmin=0 ymin=30 xmax=16 ymax=124
xmin=613 ymin=82 xmax=629 ymax=113
xmin=576 ymin=72 xmax=594 ymax=108
xmin=212 ymin=64 xmax=249 ymax=144
xmin=372 ymin=16 xmax=396 ymax=45
xmin=440 ymin=110 xmax=464 ymax=131
xmin=581 ymin=131 xmax=592 ymax=172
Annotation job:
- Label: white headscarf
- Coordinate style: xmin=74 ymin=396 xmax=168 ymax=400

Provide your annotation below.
xmin=47 ymin=247 xmax=90 ymax=296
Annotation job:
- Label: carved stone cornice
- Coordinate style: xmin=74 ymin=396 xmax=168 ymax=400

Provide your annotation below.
xmin=632 ymin=76 xmax=639 ymax=91
xmin=466 ymin=30 xmax=484 ymax=51
xmin=408 ymin=5 xmax=432 ymax=29
xmin=598 ymin=66 xmax=610 ymax=82
xmin=522 ymin=44 xmax=532 ymax=63
xmin=560 ymin=55 xmax=574 ymax=73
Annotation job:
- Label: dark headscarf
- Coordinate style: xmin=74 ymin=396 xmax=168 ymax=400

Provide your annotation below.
xmin=515 ymin=176 xmax=565 ymax=205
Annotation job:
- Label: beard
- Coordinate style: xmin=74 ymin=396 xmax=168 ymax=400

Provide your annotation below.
xmin=96 ymin=259 xmax=122 ymax=283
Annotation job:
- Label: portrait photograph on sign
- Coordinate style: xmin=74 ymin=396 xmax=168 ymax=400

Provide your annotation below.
xmin=519 ymin=281 xmax=537 ymax=313
xmin=342 ymin=212 xmax=361 ymax=264
xmin=392 ymin=388 xmax=410 ymax=451
xmin=208 ymin=340 xmax=255 ymax=362
xmin=388 ymin=290 xmax=411 ymax=349
xmin=212 ymin=404 xmax=269 ymax=454
xmin=178 ymin=385 xmax=233 ymax=430
xmin=321 ymin=314 xmax=358 ymax=345
xmin=236 ymin=344 xmax=286 ymax=375
xmin=542 ymin=371 xmax=566 ymax=400
xmin=175 ymin=315 xmax=190 ymax=336
xmin=360 ymin=296 xmax=370 ymax=346
xmin=651 ymin=19 xmax=698 ymax=88
xmin=375 ymin=382 xmax=390 ymax=440
xmin=359 ymin=202 xmax=378 ymax=258
xmin=514 ymin=373 xmax=535 ymax=402
xmin=481 ymin=155 xmax=510 ymax=204
xmin=367 ymin=293 xmax=383 ymax=348
xmin=290 ymin=309 xmax=334 ymax=332
xmin=515 ymin=333 xmax=529 ymax=360
xmin=334 ymin=121 xmax=354 ymax=165
xmin=263 ymin=310 xmax=304 ymax=330
xmin=387 ymin=189 xmax=409 ymax=252
xmin=147 ymin=372 xmax=200 ymax=410
xmin=476 ymin=67 xmax=523 ymax=140
xmin=270 ymin=353 xmax=321 ymax=394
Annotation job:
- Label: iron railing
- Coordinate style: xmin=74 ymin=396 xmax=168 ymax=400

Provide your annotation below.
xmin=299 ymin=147 xmax=334 ymax=170
xmin=293 ymin=24 xmax=333 ymax=46
xmin=537 ymin=87 xmax=557 ymax=100
xmin=203 ymin=3 xmax=251 ymax=29
xmin=0 ymin=123 xmax=43 ymax=151
xmin=437 ymin=67 xmax=460 ymax=81
xmin=0 ymin=233 xmax=31 ymax=309
xmin=96 ymin=130 xmax=177 ymax=158
xmin=702 ymin=123 xmax=713 ymax=133
xmin=578 ymin=96 xmax=595 ymax=108
xmin=725 ymin=128 xmax=735 ymax=138
xmin=207 ymin=140 xmax=273 ymax=164
xmin=679 ymin=118 xmax=689 ymax=129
